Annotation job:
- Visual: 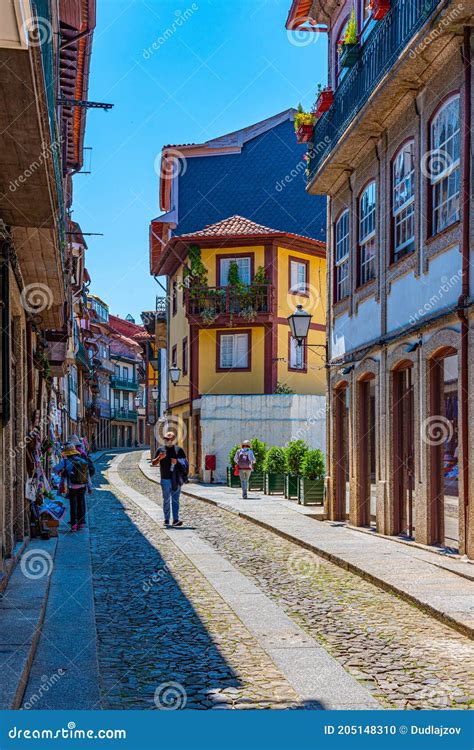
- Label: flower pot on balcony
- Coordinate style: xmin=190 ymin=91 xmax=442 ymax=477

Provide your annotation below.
xmin=339 ymin=43 xmax=360 ymax=68
xmin=284 ymin=474 xmax=299 ymax=499
xmin=296 ymin=124 xmax=314 ymax=144
xmin=298 ymin=478 xmax=325 ymax=506
xmin=264 ymin=472 xmax=285 ymax=495
xmin=314 ymin=89 xmax=334 ymax=117
xmin=371 ymin=0 xmax=390 ymax=20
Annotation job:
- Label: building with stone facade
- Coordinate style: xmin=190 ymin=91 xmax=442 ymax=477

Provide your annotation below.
xmin=288 ymin=0 xmax=474 ymax=556
xmin=0 ymin=0 xmax=96 ymax=581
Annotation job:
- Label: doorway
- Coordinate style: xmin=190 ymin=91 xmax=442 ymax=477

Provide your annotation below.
xmin=357 ymin=376 xmax=376 ymax=527
xmin=334 ymin=384 xmax=349 ymax=520
xmin=392 ymin=364 xmax=415 ymax=537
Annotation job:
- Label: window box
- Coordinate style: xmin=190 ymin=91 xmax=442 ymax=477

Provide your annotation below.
xmin=296 ymin=124 xmax=314 ymax=143
xmin=264 ymin=472 xmax=285 ymax=495
xmin=370 ymin=0 xmax=390 ymax=20
xmin=284 ymin=473 xmax=299 ymax=499
xmin=298 ymin=477 xmax=325 ymax=505
xmin=339 ymin=43 xmax=360 ymax=68
xmin=314 ymin=88 xmax=334 ymax=117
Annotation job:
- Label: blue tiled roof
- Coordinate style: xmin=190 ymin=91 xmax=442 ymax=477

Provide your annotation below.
xmin=174 ymin=119 xmax=325 ymax=241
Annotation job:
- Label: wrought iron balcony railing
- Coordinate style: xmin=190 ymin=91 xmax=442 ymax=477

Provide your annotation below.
xmin=186 ymin=284 xmax=272 ymax=321
xmin=309 ymin=0 xmax=441 ymax=181
xmin=111 ymin=408 xmax=138 ymax=422
xmin=111 ymin=376 xmax=139 ymax=391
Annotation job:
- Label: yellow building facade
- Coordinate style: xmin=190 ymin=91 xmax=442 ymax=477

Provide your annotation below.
xmin=151 ymin=216 xmax=326 ymax=476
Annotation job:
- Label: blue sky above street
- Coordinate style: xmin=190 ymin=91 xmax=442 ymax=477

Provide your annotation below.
xmin=72 ymin=0 xmax=327 ymax=320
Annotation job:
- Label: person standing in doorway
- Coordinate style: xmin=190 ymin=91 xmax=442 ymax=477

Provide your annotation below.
xmin=151 ymin=431 xmax=187 ymax=527
xmin=234 ymin=440 xmax=256 ymax=499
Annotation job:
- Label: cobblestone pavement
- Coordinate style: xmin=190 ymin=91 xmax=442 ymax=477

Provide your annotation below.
xmin=89 ymin=456 xmax=301 ymax=710
xmin=115 ymin=453 xmax=474 ymax=711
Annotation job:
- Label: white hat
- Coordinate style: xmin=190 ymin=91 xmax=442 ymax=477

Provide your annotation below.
xmin=242 ymin=439 xmax=251 ymax=446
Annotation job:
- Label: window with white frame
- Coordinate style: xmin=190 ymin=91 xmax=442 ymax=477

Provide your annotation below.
xmin=392 ymin=140 xmax=415 ymax=261
xmin=219 ymin=333 xmax=249 ymax=369
xmin=335 ymin=210 xmax=350 ymax=301
xmin=289 ymin=259 xmax=308 ymax=295
xmin=358 ymin=182 xmax=376 ymax=286
xmin=289 ymin=336 xmax=305 ymax=370
xmin=219 ymin=257 xmax=251 ymax=285
xmin=430 ymin=96 xmax=460 ymax=235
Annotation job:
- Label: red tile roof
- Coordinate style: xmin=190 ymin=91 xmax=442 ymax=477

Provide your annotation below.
xmin=180 ymin=215 xmax=325 ymax=245
xmin=109 ymin=314 xmax=149 ymax=341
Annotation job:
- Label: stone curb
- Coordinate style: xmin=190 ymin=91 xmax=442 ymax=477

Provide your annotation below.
xmin=137 ymin=459 xmax=474 ymax=641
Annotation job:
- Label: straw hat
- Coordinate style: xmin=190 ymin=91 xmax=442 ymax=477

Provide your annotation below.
xmin=242 ymin=439 xmax=251 ymax=446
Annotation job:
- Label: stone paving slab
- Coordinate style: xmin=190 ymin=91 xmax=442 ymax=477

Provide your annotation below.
xmin=109 ymin=454 xmax=380 ymax=711
xmin=139 ymin=456 xmax=474 ymax=639
xmin=0 ymin=539 xmax=57 ymax=709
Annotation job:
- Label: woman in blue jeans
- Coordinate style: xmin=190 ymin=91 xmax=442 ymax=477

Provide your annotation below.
xmin=151 ymin=431 xmax=187 ymax=527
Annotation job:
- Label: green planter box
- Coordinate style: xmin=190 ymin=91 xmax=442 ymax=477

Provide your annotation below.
xmin=249 ymin=470 xmax=264 ymax=491
xmin=284 ymin=474 xmax=299 ymax=499
xmin=264 ymin=472 xmax=285 ymax=495
xmin=339 ymin=43 xmax=360 ymax=68
xmin=298 ymin=478 xmax=325 ymax=505
xmin=226 ymin=466 xmax=241 ymax=488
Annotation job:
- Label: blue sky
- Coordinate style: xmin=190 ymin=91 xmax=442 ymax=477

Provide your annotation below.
xmin=73 ymin=0 xmax=327 ymax=321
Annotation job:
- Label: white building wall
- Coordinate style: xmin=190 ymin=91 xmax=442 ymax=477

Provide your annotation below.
xmin=200 ymin=394 xmax=326 ymax=482
xmin=331 ymin=296 xmax=381 ymax=357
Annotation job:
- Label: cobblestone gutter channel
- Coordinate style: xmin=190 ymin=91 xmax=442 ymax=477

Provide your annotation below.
xmin=115 ymin=453 xmax=474 ymax=711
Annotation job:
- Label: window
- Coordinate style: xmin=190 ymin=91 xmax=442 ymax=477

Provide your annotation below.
xmin=358 ymin=182 xmax=376 ymax=286
xmin=172 ymin=280 xmax=178 ymax=316
xmin=334 ymin=16 xmax=350 ymax=86
xmin=335 ymin=210 xmax=350 ymax=301
xmin=122 ymin=392 xmax=129 ymax=410
xmin=182 ymin=337 xmax=188 ymax=376
xmin=392 ymin=140 xmax=415 ymax=261
xmin=218 ymin=332 xmax=250 ymax=370
xmin=219 ymin=256 xmax=251 ymax=286
xmin=123 ymin=366 xmax=129 ymax=381
xmin=430 ymin=96 xmax=460 ymax=235
xmin=171 ymin=345 xmax=177 ymax=368
xmin=114 ymin=364 xmax=120 ymax=378
xmin=289 ymin=259 xmax=308 ymax=295
xmin=289 ymin=336 xmax=306 ymax=370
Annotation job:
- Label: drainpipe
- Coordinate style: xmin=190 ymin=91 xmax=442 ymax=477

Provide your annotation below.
xmin=458 ymin=26 xmax=471 ymax=555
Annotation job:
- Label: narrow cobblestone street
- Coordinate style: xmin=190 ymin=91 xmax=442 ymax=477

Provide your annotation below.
xmin=80 ymin=451 xmax=474 ymax=711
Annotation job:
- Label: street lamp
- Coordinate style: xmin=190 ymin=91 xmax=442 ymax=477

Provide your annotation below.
xmin=151 ymin=385 xmax=159 ymax=401
xmin=134 ymin=396 xmax=141 ymax=408
xmin=169 ymin=366 xmax=181 ymax=385
xmin=287 ymin=304 xmax=312 ymax=345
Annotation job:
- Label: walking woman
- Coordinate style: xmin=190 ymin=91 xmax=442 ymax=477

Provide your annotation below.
xmin=233 ymin=440 xmax=256 ymax=499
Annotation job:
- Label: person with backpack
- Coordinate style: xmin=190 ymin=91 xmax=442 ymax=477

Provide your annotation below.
xmin=234 ymin=440 xmax=256 ymax=499
xmin=151 ymin=431 xmax=188 ymax=527
xmin=53 ymin=441 xmax=92 ymax=532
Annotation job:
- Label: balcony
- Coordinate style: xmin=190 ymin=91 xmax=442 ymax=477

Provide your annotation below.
xmin=111 ymin=408 xmax=138 ymax=423
xmin=186 ymin=284 xmax=273 ymax=326
xmin=308 ymin=0 xmax=455 ymax=193
xmin=111 ymin=376 xmax=139 ymax=391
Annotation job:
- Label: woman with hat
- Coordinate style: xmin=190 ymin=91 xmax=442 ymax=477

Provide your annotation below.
xmin=151 ymin=431 xmax=188 ymax=527
xmin=53 ymin=441 xmax=92 ymax=532
xmin=233 ymin=440 xmax=256 ymax=499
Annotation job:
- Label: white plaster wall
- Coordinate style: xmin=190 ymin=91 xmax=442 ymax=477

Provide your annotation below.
xmin=200 ymin=394 xmax=326 ymax=482
xmin=331 ymin=296 xmax=381 ymax=357
xmin=387 ymin=246 xmax=462 ymax=332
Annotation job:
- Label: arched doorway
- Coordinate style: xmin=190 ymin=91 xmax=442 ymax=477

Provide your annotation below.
xmin=356 ymin=374 xmax=376 ymax=527
xmin=392 ymin=360 xmax=415 ymax=538
xmin=333 ymin=382 xmax=349 ymax=520
xmin=427 ymin=347 xmax=459 ymax=550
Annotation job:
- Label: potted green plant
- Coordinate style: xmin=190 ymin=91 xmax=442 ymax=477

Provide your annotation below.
xmin=298 ymin=449 xmax=325 ymax=505
xmin=249 ymin=438 xmax=266 ymax=490
xmin=294 ymin=104 xmax=316 ymax=143
xmin=338 ymin=9 xmax=360 ymax=68
xmin=263 ymin=447 xmax=286 ymax=495
xmin=227 ymin=444 xmax=241 ymax=488
xmin=284 ymin=440 xmax=308 ymax=499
